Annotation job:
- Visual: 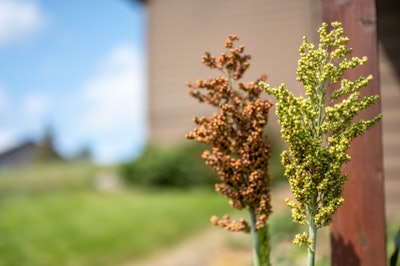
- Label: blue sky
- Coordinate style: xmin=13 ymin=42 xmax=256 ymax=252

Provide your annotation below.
xmin=0 ymin=0 xmax=146 ymax=164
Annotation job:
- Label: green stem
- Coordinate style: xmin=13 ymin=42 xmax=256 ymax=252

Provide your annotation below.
xmin=312 ymin=57 xmax=328 ymax=139
xmin=259 ymin=224 xmax=272 ymax=266
xmin=307 ymin=208 xmax=317 ymax=266
xmin=312 ymin=83 xmax=326 ymax=139
xmin=249 ymin=207 xmax=261 ymax=266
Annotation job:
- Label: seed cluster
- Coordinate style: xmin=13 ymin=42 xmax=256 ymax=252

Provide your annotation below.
xmin=260 ymin=22 xmax=382 ymax=246
xmin=186 ymin=35 xmax=273 ymax=233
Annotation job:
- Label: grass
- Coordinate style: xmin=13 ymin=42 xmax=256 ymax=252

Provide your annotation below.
xmin=0 ymin=163 xmax=231 ymax=266
xmin=0 ymin=163 xmax=396 ymax=265
xmin=387 ymin=217 xmax=400 ymax=265
xmin=0 ymin=162 xmax=98 ymax=197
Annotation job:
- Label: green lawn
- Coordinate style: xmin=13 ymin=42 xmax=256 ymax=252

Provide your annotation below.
xmin=0 ymin=163 xmax=231 ymax=266
xmin=0 ymin=163 xmax=396 ymax=265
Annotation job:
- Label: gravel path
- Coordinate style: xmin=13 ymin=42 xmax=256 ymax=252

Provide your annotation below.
xmin=123 ymin=227 xmax=252 ymax=266
xmin=122 ymin=185 xmax=292 ymax=266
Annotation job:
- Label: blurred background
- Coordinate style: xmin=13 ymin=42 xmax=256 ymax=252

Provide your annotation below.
xmin=0 ymin=0 xmax=398 ymax=265
xmin=0 ymin=0 xmax=146 ymax=165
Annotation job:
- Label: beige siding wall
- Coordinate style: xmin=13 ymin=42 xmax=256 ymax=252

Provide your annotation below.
xmin=147 ymin=0 xmax=320 ymax=143
xmin=380 ymin=49 xmax=400 ymax=215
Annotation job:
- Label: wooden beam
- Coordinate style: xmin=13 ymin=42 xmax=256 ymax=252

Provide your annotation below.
xmin=322 ymin=1 xmax=387 ymax=265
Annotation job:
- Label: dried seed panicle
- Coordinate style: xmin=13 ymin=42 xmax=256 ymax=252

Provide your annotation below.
xmin=186 ymin=35 xmax=273 ymax=233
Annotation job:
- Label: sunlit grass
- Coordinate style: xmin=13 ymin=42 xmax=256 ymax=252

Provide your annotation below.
xmin=0 ymin=162 xmax=98 ymax=196
xmin=0 ymin=163 xmax=231 ymax=266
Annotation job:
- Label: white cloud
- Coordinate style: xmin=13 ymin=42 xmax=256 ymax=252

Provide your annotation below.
xmin=0 ymin=0 xmax=46 ymax=45
xmin=14 ymin=93 xmax=50 ymax=135
xmin=22 ymin=93 xmax=49 ymax=119
xmin=0 ymin=130 xmax=18 ymax=153
xmin=0 ymin=85 xmax=8 ymax=116
xmin=77 ymin=44 xmax=146 ymax=164
xmin=0 ymin=87 xmax=15 ymax=154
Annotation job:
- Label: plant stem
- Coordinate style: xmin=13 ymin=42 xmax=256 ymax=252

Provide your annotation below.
xmin=249 ymin=207 xmax=261 ymax=266
xmin=307 ymin=210 xmax=317 ymax=266
xmin=259 ymin=224 xmax=272 ymax=266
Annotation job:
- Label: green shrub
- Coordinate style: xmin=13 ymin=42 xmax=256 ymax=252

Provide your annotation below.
xmin=119 ymin=142 xmax=218 ymax=188
xmin=120 ymin=134 xmax=285 ymax=189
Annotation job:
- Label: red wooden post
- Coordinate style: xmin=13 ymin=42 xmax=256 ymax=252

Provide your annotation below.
xmin=322 ymin=1 xmax=387 ymax=265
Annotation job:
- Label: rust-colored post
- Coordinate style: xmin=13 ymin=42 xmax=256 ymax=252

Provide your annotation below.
xmin=322 ymin=1 xmax=387 ymax=265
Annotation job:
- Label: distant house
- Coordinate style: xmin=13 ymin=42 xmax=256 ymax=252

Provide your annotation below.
xmin=0 ymin=141 xmax=38 ymax=169
xmin=0 ymin=126 xmax=65 ymax=169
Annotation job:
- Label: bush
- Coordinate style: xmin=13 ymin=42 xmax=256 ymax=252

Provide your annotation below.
xmin=119 ymin=142 xmax=219 ymax=188
xmin=120 ymin=133 xmax=285 ymax=189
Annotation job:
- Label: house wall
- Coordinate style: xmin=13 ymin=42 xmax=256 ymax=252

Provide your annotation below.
xmin=146 ymin=0 xmax=321 ymax=143
xmin=380 ymin=49 xmax=400 ymax=215
xmin=0 ymin=141 xmax=37 ymax=169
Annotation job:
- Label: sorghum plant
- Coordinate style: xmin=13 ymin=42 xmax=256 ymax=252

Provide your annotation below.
xmin=260 ymin=22 xmax=382 ymax=266
xmin=186 ymin=34 xmax=273 ymax=266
